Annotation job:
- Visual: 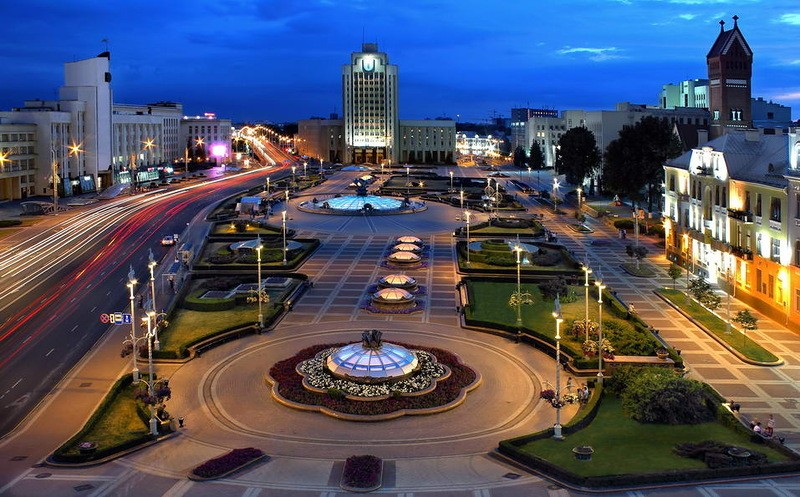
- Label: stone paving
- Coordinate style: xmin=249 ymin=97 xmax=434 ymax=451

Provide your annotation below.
xmin=2 ymin=167 xmax=800 ymax=496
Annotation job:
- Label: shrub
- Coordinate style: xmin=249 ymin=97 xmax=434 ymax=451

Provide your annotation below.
xmin=602 ymin=320 xmax=658 ymax=356
xmin=233 ymin=220 xmax=248 ymax=233
xmin=0 ymin=219 xmax=22 ymax=227
xmin=201 ymin=277 xmax=242 ymax=291
xmin=614 ymin=219 xmax=635 ymax=230
xmin=342 ymin=455 xmax=382 ymax=488
xmin=530 ymin=249 xmax=562 ymax=266
xmin=620 ymin=367 xmax=716 ymax=424
xmin=674 ymin=441 xmax=768 ymax=468
xmin=483 ymin=252 xmax=515 ymax=266
xmin=191 ymin=447 xmax=264 ymax=478
xmin=648 ymin=225 xmax=665 ymax=238
xmin=539 ymin=277 xmax=569 ymax=300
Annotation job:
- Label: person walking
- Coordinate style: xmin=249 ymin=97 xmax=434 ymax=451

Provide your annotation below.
xmin=766 ymin=414 xmax=775 ymax=437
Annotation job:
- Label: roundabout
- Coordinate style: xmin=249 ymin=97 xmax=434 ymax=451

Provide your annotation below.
xmin=153 ymin=322 xmax=572 ymax=462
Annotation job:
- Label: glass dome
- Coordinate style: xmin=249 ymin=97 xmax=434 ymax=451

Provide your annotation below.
xmin=324 ymin=195 xmax=402 ymax=211
xmin=379 ymin=274 xmax=417 ymax=288
xmin=393 ymin=243 xmax=422 ymax=253
xmin=325 ymin=341 xmax=419 ymax=383
xmin=388 ymin=251 xmax=421 ymax=263
xmin=373 ymin=287 xmax=414 ymax=302
xmin=396 ymin=236 xmax=423 ymax=245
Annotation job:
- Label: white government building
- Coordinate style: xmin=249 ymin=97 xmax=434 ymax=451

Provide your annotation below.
xmin=0 ymin=52 xmax=231 ymax=201
xmin=297 ymin=43 xmax=456 ymax=165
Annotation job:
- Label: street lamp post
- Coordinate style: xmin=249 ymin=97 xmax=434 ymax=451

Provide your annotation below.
xmin=291 ymin=165 xmax=296 ymax=188
xmin=552 ymin=178 xmax=559 ymax=214
xmin=449 ymin=170 xmax=454 ymax=191
xmin=147 ymin=249 xmax=159 ymax=351
xmin=303 ymin=161 xmax=307 ymax=178
xmin=459 ymin=189 xmax=464 ymax=210
xmin=256 ymin=235 xmax=264 ymax=328
xmin=581 ymin=257 xmax=593 ymax=342
xmin=266 ymin=176 xmax=270 ymax=197
xmin=50 ymin=148 xmax=59 ymax=215
xmin=406 ymin=166 xmax=411 ymax=195
xmin=633 ymin=203 xmax=640 ymax=249
xmin=552 ymin=295 xmax=565 ymax=439
xmin=126 ymin=266 xmax=139 ymax=381
xmin=595 ymin=275 xmax=606 ymax=384
xmin=513 ymin=245 xmax=524 ymax=330
xmin=527 ymin=166 xmax=531 ymax=185
xmin=577 ymin=187 xmax=582 ymax=212
xmin=282 ymin=210 xmax=287 ymax=264
xmin=464 ymin=210 xmax=471 ymax=266
xmin=143 ymin=311 xmax=158 ymax=436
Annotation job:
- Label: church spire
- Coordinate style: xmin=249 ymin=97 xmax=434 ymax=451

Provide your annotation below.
xmin=732 ymin=15 xmax=739 ymax=28
xmin=719 ymin=19 xmax=725 ymax=33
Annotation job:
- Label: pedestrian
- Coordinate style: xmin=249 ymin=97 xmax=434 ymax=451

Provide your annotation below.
xmin=169 ymin=279 xmax=175 ymax=293
xmin=753 ymin=421 xmax=763 ymax=435
xmin=619 ymin=229 xmax=623 ymax=239
xmin=178 ymin=416 xmax=185 ymax=428
xmin=566 ymin=377 xmax=573 ymax=393
xmin=138 ymin=295 xmax=144 ymax=309
xmin=766 ymin=414 xmax=775 ymax=437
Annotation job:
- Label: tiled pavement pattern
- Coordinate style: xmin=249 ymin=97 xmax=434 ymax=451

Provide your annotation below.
xmin=4 ymin=168 xmax=800 ymax=497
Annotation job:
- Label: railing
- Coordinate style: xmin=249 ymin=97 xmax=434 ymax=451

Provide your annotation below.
xmin=769 ymin=219 xmax=781 ymax=231
xmin=727 ymin=209 xmax=754 ymax=223
xmin=730 ymin=245 xmax=754 ymax=261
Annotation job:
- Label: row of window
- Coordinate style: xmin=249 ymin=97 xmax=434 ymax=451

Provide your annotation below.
xmin=0 ymin=133 xmax=36 ymax=142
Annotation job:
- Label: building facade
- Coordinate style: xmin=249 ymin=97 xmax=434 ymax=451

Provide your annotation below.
xmin=297 ymin=43 xmax=456 ymax=165
xmin=510 ymin=108 xmax=559 ymax=151
xmin=456 ymin=132 xmax=501 ymax=157
xmin=179 ymin=114 xmax=233 ymax=163
xmin=112 ymin=102 xmax=183 ymax=184
xmin=0 ymin=124 xmax=37 ymax=200
xmin=663 ymin=129 xmax=800 ymax=330
xmin=343 ymin=43 xmax=399 ymax=164
xmin=660 ymin=79 xmax=709 ymax=110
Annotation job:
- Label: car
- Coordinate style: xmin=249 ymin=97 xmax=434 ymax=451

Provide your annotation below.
xmin=161 ymin=235 xmax=177 ymax=246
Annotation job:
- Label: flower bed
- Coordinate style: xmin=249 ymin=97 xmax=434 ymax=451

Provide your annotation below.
xmin=268 ymin=343 xmax=479 ymax=418
xmin=298 ymin=348 xmax=449 ymax=399
xmin=190 ymin=447 xmax=266 ymax=480
xmin=341 ymin=454 xmax=382 ymax=491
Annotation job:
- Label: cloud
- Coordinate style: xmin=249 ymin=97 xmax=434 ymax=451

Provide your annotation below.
xmin=773 ymin=91 xmax=800 ymax=101
xmin=557 ymin=46 xmax=623 ymax=62
xmin=678 ymin=13 xmax=697 ymax=20
xmin=778 ymin=13 xmax=800 ymax=25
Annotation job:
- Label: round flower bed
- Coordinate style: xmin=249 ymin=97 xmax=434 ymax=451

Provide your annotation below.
xmin=298 ymin=348 xmax=449 ymax=399
xmin=267 ymin=343 xmax=480 ymax=420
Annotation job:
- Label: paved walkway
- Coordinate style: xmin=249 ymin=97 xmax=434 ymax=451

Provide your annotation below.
xmin=2 ymin=167 xmax=800 ymax=496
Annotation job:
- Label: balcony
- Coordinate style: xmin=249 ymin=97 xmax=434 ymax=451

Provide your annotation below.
xmin=755 ymin=215 xmax=762 ymax=225
xmin=703 ymin=219 xmax=713 ymax=229
xmin=769 ymin=219 xmax=781 ymax=231
xmin=727 ymin=209 xmax=754 ymax=223
xmin=730 ymin=245 xmax=754 ymax=261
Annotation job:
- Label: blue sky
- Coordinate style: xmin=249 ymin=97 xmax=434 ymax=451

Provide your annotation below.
xmin=1 ymin=0 xmax=798 ymax=123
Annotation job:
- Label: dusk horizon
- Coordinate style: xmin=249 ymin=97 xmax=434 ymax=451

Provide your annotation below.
xmin=1 ymin=0 xmax=798 ymax=122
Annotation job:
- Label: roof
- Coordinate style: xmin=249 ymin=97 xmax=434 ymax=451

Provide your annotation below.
xmin=707 ymin=20 xmax=753 ymax=59
xmin=667 ymin=131 xmax=789 ymax=189
xmin=673 ymin=123 xmax=706 ymax=151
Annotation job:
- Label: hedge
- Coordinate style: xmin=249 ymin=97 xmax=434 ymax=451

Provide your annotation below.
xmin=0 ymin=219 xmax=23 ymax=227
xmin=183 ymin=289 xmax=236 ymax=311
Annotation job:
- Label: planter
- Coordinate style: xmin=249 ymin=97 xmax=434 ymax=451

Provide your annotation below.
xmin=572 ymin=445 xmax=594 ymax=461
xmin=340 ymin=455 xmax=383 ymax=492
xmin=656 ymin=349 xmax=669 ymax=360
xmin=77 ymin=442 xmax=97 ymax=455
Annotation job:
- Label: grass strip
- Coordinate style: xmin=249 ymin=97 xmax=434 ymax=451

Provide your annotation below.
xmin=657 ymin=288 xmax=778 ymax=363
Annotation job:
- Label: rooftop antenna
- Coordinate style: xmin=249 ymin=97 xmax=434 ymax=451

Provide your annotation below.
xmin=101 ymin=38 xmax=109 ymax=51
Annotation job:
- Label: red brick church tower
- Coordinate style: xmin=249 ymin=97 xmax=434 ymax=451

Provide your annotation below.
xmin=707 ymin=16 xmax=753 ymax=140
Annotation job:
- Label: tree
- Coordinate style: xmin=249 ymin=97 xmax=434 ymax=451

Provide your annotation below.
xmin=528 ymin=141 xmax=545 ymax=170
xmin=513 ymin=146 xmax=527 ymax=169
xmin=555 ymin=127 xmax=601 ymax=186
xmin=602 ymin=116 xmax=683 ymax=212
xmin=688 ymin=278 xmax=721 ymax=310
xmin=667 ymin=263 xmax=682 ymax=290
xmin=732 ymin=309 xmax=758 ymax=333
xmin=625 ymin=244 xmax=649 ymax=271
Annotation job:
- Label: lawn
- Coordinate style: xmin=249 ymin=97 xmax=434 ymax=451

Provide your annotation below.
xmin=458 ymin=244 xmax=579 ymax=273
xmin=60 ymin=381 xmax=149 ymax=456
xmin=657 ymin=288 xmax=779 ymax=363
xmin=517 ymin=397 xmax=790 ymax=477
xmin=158 ymin=305 xmax=279 ymax=356
xmin=211 ymin=222 xmax=283 ymax=235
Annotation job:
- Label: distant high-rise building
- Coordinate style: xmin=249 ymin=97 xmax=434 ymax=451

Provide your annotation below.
xmin=343 ymin=43 xmax=399 ymax=164
xmin=707 ymin=16 xmax=753 ymax=139
xmin=659 ymin=79 xmax=709 ymax=110
xmin=510 ymin=108 xmax=558 ymax=151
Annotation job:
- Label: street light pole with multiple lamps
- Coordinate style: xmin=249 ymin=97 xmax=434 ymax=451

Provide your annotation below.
xmin=552 ymin=295 xmax=565 ymax=439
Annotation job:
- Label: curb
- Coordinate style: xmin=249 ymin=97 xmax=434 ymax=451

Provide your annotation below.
xmin=45 ymin=432 xmax=180 ymax=468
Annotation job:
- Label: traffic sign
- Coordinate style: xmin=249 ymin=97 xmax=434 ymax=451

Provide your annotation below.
xmin=122 ymin=313 xmax=132 ymax=324
xmin=114 ymin=312 xmax=123 ymax=325
xmin=99 ymin=313 xmax=110 ymax=324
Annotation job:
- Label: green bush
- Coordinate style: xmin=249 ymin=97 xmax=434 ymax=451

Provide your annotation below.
xmin=614 ymin=219 xmax=635 ymax=230
xmin=648 ymin=225 xmax=665 ymax=238
xmin=539 ymin=276 xmax=569 ymax=300
xmin=484 ymin=252 xmax=516 ymax=266
xmin=201 ymin=277 xmax=242 ymax=290
xmin=0 ymin=219 xmax=22 ymax=227
xmin=480 ymin=239 xmax=511 ymax=252
xmin=620 ymin=367 xmax=716 ymax=424
xmin=530 ymin=249 xmax=562 ymax=266
xmin=602 ymin=320 xmax=659 ymax=356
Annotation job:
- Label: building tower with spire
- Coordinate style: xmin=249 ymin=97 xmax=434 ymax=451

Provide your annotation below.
xmin=707 ymin=15 xmax=753 ymax=140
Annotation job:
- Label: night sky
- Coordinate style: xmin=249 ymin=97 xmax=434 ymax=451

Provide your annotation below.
xmin=1 ymin=0 xmax=798 ymax=123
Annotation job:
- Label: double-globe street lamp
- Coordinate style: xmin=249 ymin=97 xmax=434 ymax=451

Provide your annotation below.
xmin=552 ymin=295 xmax=565 ymax=439
xmin=147 ymin=249 xmax=160 ymax=351
xmin=282 ymin=211 xmax=288 ymax=264
xmin=581 ymin=257 xmax=593 ymax=342
xmin=125 ymin=266 xmax=140 ymax=381
xmin=464 ymin=210 xmax=471 ymax=266
xmin=595 ymin=274 xmax=607 ymax=384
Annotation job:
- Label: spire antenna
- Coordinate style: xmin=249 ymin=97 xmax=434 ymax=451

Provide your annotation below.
xmin=719 ymin=19 xmax=725 ymax=32
xmin=732 ymin=15 xmax=739 ymax=27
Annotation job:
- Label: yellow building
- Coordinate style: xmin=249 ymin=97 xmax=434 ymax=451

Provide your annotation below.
xmin=664 ymin=128 xmax=800 ymax=330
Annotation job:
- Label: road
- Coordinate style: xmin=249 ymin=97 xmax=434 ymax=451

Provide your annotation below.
xmin=0 ymin=162 xmax=292 ymax=438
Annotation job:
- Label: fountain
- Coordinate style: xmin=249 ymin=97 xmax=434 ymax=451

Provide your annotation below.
xmin=298 ymin=177 xmax=426 ymax=215
xmin=325 ymin=330 xmax=420 ymax=384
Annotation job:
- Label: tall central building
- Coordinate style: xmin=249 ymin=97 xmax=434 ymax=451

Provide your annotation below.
xmin=343 ymin=43 xmax=399 ymax=164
